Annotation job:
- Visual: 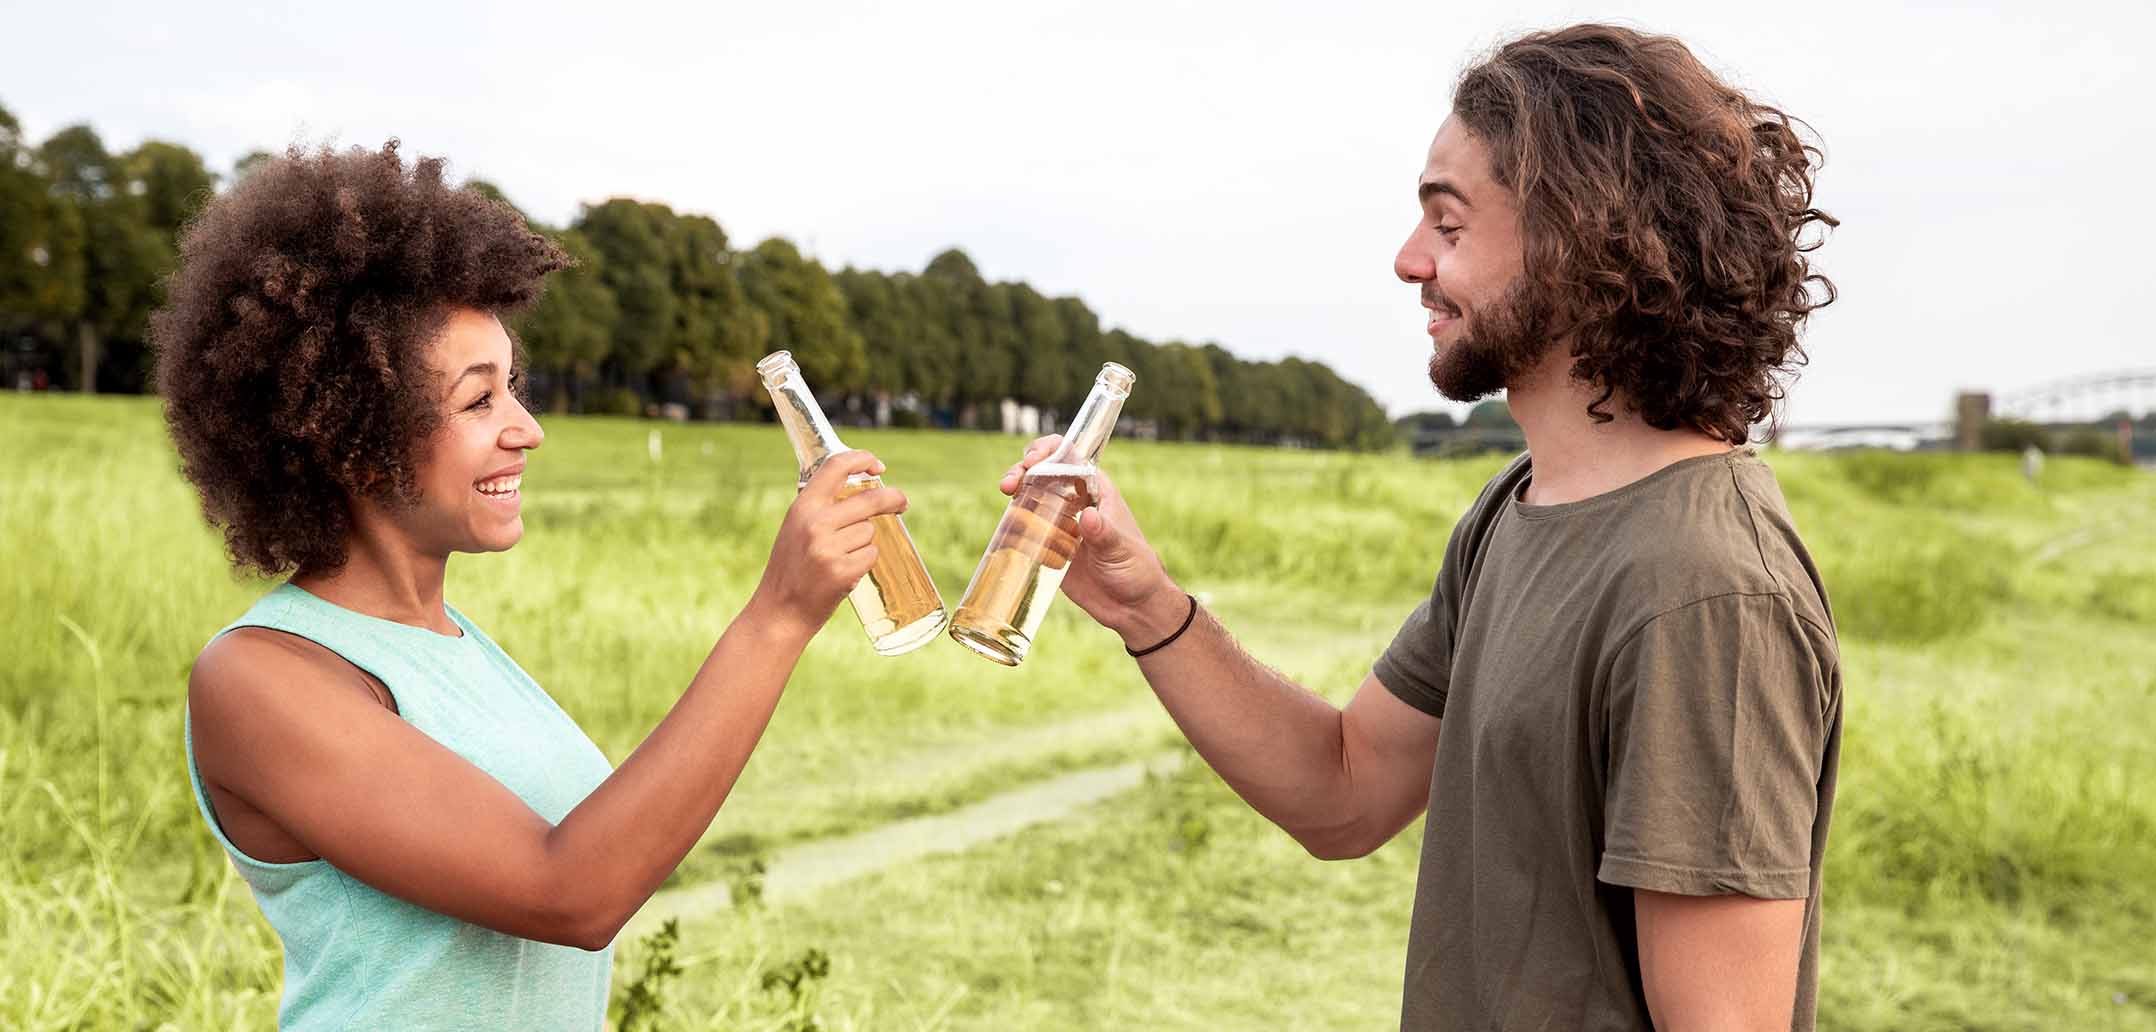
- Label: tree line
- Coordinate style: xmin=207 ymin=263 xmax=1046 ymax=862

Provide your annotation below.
xmin=1 ymin=104 xmax=1395 ymax=450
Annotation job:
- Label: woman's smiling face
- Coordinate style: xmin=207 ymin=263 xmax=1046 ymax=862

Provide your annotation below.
xmin=398 ymin=308 xmax=545 ymax=556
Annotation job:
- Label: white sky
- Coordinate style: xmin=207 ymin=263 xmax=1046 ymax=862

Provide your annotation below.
xmin=9 ymin=0 xmax=2152 ymax=423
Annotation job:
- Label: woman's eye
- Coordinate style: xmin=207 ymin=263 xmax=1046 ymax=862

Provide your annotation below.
xmin=467 ymin=392 xmax=492 ymax=411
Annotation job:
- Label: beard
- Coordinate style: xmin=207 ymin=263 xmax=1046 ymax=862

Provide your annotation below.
xmin=1425 ymin=278 xmax=1558 ymax=402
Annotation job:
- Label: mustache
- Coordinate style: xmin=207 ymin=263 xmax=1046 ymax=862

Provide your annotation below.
xmin=1421 ymin=288 xmax=1461 ymax=315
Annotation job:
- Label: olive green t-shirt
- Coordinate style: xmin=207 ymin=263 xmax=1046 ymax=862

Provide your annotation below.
xmin=1374 ymin=449 xmax=1841 ymax=1032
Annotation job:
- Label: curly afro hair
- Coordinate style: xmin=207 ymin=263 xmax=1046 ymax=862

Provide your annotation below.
xmin=1453 ymin=25 xmax=1838 ymax=442
xmin=152 ymin=140 xmax=568 ymax=577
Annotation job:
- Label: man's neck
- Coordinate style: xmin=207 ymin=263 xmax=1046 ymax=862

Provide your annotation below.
xmin=290 ymin=511 xmax=457 ymax=635
xmin=1504 ymin=349 xmax=1736 ymax=506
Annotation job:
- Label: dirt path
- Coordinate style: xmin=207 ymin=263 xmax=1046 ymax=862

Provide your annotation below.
xmin=673 ymin=702 xmax=1175 ymax=858
xmin=631 ymin=749 xmax=1185 ymax=936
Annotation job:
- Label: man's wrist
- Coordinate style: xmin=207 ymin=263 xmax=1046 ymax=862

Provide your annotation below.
xmin=1113 ymin=580 xmax=1191 ymax=651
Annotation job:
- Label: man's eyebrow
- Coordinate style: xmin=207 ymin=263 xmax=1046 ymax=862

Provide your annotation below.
xmin=1418 ymin=179 xmax=1473 ymax=209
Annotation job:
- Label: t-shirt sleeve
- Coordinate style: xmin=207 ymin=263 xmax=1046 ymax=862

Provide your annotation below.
xmin=1596 ymin=592 xmax=1832 ymax=900
xmin=1375 ymin=591 xmax=1451 ymax=718
xmin=1374 ymin=516 xmax=1478 ymax=718
xmin=1374 ymin=454 xmax=1527 ymax=721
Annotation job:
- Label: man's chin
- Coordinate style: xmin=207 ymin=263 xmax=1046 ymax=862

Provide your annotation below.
xmin=1428 ymin=349 xmax=1503 ymax=403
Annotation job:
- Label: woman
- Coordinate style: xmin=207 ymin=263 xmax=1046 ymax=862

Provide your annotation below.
xmin=154 ymin=142 xmax=902 ymax=1029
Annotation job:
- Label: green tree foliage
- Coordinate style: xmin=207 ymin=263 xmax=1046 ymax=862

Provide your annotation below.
xmin=1 ymin=107 xmax=1394 ymax=448
xmin=1009 ymin=283 xmax=1071 ymax=411
xmin=231 ymin=149 xmax=275 ymax=183
xmin=515 ymin=227 xmax=619 ymax=412
xmin=1980 ymin=418 xmax=2130 ymax=465
xmin=1465 ymin=398 xmax=1518 ymax=429
xmin=119 ymin=141 xmax=216 ymax=245
xmin=1977 ymin=419 xmax=2048 ymax=453
xmin=659 ymin=212 xmax=767 ymax=405
xmin=1397 ymin=409 xmax=1457 ymax=433
xmin=922 ymin=249 xmax=1014 ymax=416
xmin=0 ymin=104 xmax=87 ymax=328
xmin=574 ymin=200 xmax=767 ymax=407
xmin=40 ymin=125 xmax=168 ymax=392
xmin=737 ymin=237 xmax=863 ymax=393
xmin=575 ymin=199 xmax=679 ymax=386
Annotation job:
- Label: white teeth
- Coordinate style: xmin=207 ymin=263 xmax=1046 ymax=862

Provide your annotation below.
xmin=478 ymin=475 xmax=522 ymax=495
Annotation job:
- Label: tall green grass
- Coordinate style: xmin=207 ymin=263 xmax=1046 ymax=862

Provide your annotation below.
xmin=4 ymin=393 xmax=2152 ymax=1029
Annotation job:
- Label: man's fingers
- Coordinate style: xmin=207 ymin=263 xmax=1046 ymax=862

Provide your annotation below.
xmin=993 ymin=434 xmax=1069 ymax=497
xmin=999 ymin=462 xmax=1027 ymax=496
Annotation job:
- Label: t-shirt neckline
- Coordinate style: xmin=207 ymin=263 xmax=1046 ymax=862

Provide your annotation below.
xmin=1510 ymin=447 xmax=1749 ymax=521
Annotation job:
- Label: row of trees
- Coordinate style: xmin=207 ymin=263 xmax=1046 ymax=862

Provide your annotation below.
xmin=1 ymin=104 xmax=1394 ymax=450
xmin=1 ymin=108 xmax=216 ymax=395
xmin=495 ymin=195 xmax=1392 ymax=447
xmin=1979 ymin=417 xmax=2143 ymax=464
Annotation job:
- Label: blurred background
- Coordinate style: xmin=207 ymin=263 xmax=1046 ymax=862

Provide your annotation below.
xmin=4 ymin=1 xmax=2153 ymax=1029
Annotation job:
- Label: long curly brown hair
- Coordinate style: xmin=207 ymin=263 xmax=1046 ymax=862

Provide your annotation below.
xmin=152 ymin=141 xmax=567 ymax=577
xmin=1453 ymin=24 xmax=1837 ymax=442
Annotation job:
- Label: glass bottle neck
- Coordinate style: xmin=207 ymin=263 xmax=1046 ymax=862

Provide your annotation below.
xmin=763 ymin=362 xmax=847 ymax=476
xmin=1048 ymin=371 xmax=1131 ymax=468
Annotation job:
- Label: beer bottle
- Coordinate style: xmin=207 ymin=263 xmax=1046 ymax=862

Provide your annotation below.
xmin=758 ymin=351 xmax=948 ymax=655
xmin=949 ymin=362 xmax=1135 ymax=665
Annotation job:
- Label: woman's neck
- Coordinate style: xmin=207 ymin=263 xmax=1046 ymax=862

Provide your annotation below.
xmin=290 ymin=510 xmax=457 ymax=635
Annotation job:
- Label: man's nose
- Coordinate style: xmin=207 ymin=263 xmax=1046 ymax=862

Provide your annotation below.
xmin=1395 ymin=233 xmax=1434 ymax=283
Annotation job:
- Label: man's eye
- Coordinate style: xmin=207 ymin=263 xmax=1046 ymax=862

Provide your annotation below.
xmin=1435 ymin=223 xmax=1462 ymax=237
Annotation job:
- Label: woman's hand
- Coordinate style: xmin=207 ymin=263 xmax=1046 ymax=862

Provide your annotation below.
xmin=749 ymin=449 xmax=908 ymax=639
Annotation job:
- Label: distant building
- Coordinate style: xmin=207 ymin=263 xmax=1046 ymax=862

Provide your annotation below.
xmin=997 ymin=399 xmax=1043 ymax=435
xmin=1955 ymin=392 xmax=1992 ymax=451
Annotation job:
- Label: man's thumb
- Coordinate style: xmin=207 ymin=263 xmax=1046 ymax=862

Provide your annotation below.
xmin=1076 ymin=507 xmax=1124 ymax=557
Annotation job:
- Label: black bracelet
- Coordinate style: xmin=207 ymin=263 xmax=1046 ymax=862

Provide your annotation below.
xmin=1127 ymin=593 xmax=1199 ymax=658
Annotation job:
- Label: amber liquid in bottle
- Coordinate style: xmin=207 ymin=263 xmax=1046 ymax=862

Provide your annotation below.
xmin=948 ymin=466 xmax=1097 ymax=665
xmin=760 ymin=350 xmax=947 ymax=656
xmin=950 ymin=362 xmax=1133 ymax=666
xmin=825 ymin=473 xmax=947 ymax=653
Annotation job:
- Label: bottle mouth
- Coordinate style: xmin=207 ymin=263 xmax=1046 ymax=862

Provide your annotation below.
xmin=1096 ymin=362 xmax=1135 ymax=398
xmin=756 ymin=351 xmax=796 ymax=388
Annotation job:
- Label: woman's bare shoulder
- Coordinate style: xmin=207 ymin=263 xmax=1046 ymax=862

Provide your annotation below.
xmin=190 ymin=627 xmax=395 ymax=730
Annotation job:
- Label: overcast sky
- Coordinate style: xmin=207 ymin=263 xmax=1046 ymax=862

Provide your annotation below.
xmin=10 ymin=0 xmax=2150 ymax=423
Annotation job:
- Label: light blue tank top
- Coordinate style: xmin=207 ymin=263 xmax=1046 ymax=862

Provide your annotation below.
xmin=184 ymin=583 xmax=615 ymax=1030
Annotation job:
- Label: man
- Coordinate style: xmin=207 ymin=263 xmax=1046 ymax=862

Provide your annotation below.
xmin=999 ymin=24 xmax=1842 ymax=1032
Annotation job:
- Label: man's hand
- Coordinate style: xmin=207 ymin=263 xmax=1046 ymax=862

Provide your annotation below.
xmin=996 ymin=436 xmax=1438 ymax=862
xmin=998 ymin=435 xmax=1186 ymax=648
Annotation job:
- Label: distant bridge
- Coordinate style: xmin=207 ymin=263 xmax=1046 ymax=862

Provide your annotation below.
xmin=1410 ymin=369 xmax=2156 ymax=463
xmin=1993 ymin=368 xmax=2156 ymax=424
xmin=1768 ymin=422 xmax=1954 ymax=451
xmin=1770 ymin=368 xmax=2154 ymax=459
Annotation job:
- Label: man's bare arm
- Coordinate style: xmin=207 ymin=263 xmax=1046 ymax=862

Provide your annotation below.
xmin=1635 ymin=890 xmax=1806 ymax=1032
xmin=998 ymin=435 xmax=1440 ymax=859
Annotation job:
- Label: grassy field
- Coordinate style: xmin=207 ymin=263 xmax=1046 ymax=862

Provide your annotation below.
xmin=3 ymin=392 xmax=2153 ymax=1030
